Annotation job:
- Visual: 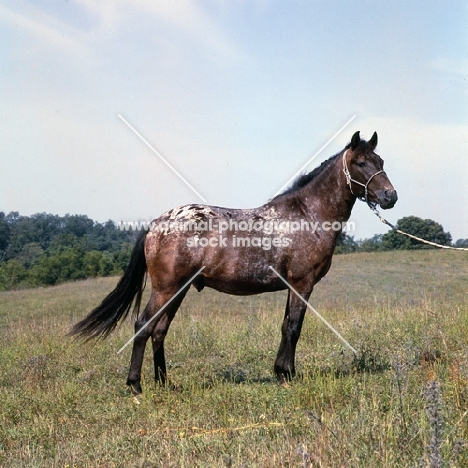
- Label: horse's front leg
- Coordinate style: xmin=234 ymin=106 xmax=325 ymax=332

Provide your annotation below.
xmin=274 ymin=288 xmax=311 ymax=381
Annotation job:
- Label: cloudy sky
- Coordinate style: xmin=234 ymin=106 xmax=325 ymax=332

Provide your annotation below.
xmin=1 ymin=1 xmax=467 ymax=240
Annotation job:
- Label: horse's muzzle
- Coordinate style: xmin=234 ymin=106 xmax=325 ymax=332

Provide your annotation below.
xmin=377 ymin=188 xmax=398 ymax=209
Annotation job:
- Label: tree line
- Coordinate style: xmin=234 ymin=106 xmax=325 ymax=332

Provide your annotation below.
xmin=0 ymin=212 xmax=137 ymax=291
xmin=0 ymin=212 xmax=466 ymax=291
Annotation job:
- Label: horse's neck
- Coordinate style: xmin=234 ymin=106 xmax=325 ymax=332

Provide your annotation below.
xmin=300 ymin=156 xmax=356 ymax=223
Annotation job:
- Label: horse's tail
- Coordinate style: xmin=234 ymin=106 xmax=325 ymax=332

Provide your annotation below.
xmin=69 ymin=230 xmax=148 ymax=341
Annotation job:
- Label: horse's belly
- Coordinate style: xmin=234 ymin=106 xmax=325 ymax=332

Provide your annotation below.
xmin=203 ymin=276 xmax=286 ymax=296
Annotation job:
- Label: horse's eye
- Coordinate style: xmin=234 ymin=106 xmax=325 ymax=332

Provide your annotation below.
xmin=357 ymin=161 xmax=366 ymax=168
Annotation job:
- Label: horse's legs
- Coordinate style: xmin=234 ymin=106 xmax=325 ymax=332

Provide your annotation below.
xmin=274 ymin=288 xmax=310 ymax=380
xmin=151 ymin=289 xmax=187 ymax=386
xmin=126 ymin=287 xmax=188 ymax=394
xmin=152 ymin=340 xmax=166 ymax=385
xmin=126 ymin=301 xmax=153 ymax=395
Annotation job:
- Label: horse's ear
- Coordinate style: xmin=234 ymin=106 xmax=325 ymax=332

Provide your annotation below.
xmin=351 ymin=131 xmax=360 ymax=150
xmin=369 ymin=132 xmax=378 ymax=150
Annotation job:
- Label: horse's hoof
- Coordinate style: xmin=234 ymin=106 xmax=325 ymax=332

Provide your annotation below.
xmin=274 ymin=368 xmax=295 ymax=383
xmin=127 ymin=379 xmax=143 ymax=396
xmin=132 ymin=394 xmax=142 ymax=405
xmin=279 ymin=379 xmax=289 ymax=388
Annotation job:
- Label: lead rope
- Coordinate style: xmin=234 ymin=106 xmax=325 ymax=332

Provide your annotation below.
xmin=368 ymin=203 xmax=468 ymax=251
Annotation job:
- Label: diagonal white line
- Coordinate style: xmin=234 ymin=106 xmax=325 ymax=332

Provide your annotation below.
xmin=117 ymin=266 xmax=206 ymax=354
xmin=272 ymin=115 xmax=357 ymax=198
xmin=268 ymin=266 xmax=357 ymax=355
xmin=118 ymin=114 xmax=208 ymax=203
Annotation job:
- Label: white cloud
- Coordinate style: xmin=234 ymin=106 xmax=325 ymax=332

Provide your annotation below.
xmin=0 ymin=4 xmax=88 ymax=58
xmin=1 ymin=0 xmax=245 ymax=66
xmin=76 ymin=0 xmax=246 ymax=61
xmin=148 ymin=0 xmax=246 ymax=60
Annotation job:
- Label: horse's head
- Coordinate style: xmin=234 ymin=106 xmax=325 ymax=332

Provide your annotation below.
xmin=343 ymin=131 xmax=398 ymax=210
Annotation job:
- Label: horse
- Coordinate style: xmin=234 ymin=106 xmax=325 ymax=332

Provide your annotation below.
xmin=69 ymin=130 xmax=398 ymax=395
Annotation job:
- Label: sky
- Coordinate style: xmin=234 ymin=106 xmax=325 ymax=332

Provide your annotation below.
xmin=1 ymin=0 xmax=467 ymax=241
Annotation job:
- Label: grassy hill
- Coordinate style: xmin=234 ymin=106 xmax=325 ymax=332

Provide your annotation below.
xmin=0 ymin=250 xmax=467 ymax=467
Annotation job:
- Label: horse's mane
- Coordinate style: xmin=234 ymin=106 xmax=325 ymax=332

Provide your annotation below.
xmin=276 ymin=150 xmax=346 ymax=197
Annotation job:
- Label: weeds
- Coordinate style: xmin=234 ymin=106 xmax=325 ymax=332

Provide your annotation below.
xmin=424 ymin=380 xmax=445 ymax=468
xmin=0 ymin=250 xmax=467 ymax=466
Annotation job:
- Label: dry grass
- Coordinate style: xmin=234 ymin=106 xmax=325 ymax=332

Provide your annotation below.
xmin=0 ymin=250 xmax=467 ymax=467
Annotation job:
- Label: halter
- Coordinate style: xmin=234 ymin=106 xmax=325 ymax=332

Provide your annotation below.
xmin=342 ymin=150 xmax=386 ymax=206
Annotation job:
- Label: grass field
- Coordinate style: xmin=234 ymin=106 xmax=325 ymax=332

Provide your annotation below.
xmin=0 ymin=250 xmax=467 ymax=467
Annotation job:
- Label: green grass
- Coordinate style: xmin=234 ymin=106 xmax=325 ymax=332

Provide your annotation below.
xmin=0 ymin=250 xmax=467 ymax=467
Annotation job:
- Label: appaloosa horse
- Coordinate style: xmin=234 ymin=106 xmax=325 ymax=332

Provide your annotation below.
xmin=70 ymin=131 xmax=397 ymax=394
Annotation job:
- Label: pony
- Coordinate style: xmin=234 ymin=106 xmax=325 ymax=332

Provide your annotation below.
xmin=70 ymin=131 xmax=397 ymax=395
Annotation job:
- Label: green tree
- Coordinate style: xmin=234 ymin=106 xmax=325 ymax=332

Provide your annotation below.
xmin=335 ymin=232 xmax=358 ymax=254
xmin=63 ymin=214 xmax=94 ymax=238
xmin=83 ymin=250 xmax=115 ymax=277
xmin=3 ymin=212 xmax=35 ymax=260
xmin=47 ymin=233 xmax=89 ymax=254
xmin=84 ymin=251 xmax=104 ymax=277
xmin=17 ymin=243 xmax=45 ymax=268
xmin=0 ymin=260 xmax=28 ymax=290
xmin=358 ymin=234 xmax=383 ymax=252
xmin=29 ymin=213 xmax=62 ymax=248
xmin=87 ymin=220 xmax=135 ymax=251
xmin=111 ymin=242 xmax=133 ymax=272
xmin=3 ymin=212 xmax=62 ymax=260
xmin=382 ymin=216 xmax=452 ymax=250
xmin=0 ymin=212 xmax=11 ymax=256
xmin=99 ymin=253 xmax=115 ymax=276
xmin=30 ymin=246 xmax=87 ymax=286
xmin=454 ymin=239 xmax=468 ymax=248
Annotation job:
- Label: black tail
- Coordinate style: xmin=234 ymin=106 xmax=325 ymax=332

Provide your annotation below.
xmin=69 ymin=231 xmax=148 ymax=340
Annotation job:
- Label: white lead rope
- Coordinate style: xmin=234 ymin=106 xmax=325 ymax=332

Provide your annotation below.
xmin=369 ymin=205 xmax=468 ymax=251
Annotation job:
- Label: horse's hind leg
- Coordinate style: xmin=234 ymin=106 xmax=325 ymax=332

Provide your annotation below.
xmin=151 ymin=289 xmax=188 ymax=386
xmin=126 ymin=288 xmax=188 ymax=394
xmin=153 ymin=340 xmax=166 ymax=385
xmin=126 ymin=298 xmax=155 ymax=395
